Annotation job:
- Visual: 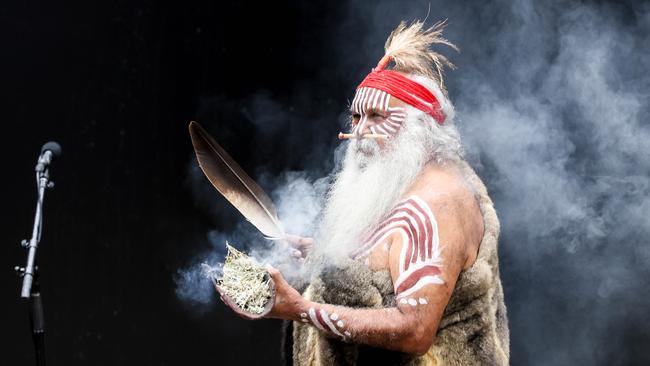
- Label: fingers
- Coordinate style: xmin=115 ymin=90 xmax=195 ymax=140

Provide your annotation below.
xmin=265 ymin=264 xmax=281 ymax=278
xmin=265 ymin=264 xmax=290 ymax=287
xmin=284 ymin=234 xmax=314 ymax=260
xmin=290 ymin=248 xmax=304 ymax=260
xmin=284 ymin=234 xmax=314 ymax=248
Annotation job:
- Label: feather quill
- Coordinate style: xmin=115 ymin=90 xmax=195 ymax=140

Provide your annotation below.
xmin=188 ymin=121 xmax=285 ymax=240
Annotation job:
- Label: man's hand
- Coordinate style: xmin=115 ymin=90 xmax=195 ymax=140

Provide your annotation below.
xmin=214 ymin=264 xmax=305 ymax=321
xmin=283 ymin=234 xmax=314 ymax=260
xmin=265 ymin=264 xmax=306 ymax=320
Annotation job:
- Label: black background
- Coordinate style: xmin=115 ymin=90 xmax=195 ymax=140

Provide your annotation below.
xmin=2 ymin=1 xmax=331 ymax=364
xmin=3 ymin=1 xmax=648 ymax=365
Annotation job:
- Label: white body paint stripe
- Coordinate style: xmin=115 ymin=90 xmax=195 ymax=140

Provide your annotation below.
xmin=396 ymin=276 xmax=444 ymax=299
xmin=352 ymin=195 xmax=444 ymax=296
xmin=319 ymin=309 xmax=344 ymax=337
xmin=308 ymin=308 xmax=326 ymax=331
xmin=394 ymin=262 xmax=442 ymax=290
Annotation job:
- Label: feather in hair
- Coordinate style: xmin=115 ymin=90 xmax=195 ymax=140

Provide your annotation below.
xmin=383 ymin=20 xmax=458 ymax=93
xmin=188 ymin=121 xmax=285 ymax=240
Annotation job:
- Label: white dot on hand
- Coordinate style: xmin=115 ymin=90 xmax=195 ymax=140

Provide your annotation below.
xmin=300 ymin=312 xmax=307 ymax=318
xmin=337 ymin=320 xmax=344 ymax=328
xmin=399 ymin=298 xmax=408 ymax=305
xmin=418 ymin=297 xmax=428 ymax=305
xmin=330 ymin=313 xmax=338 ymax=321
xmin=408 ymin=298 xmax=417 ymax=306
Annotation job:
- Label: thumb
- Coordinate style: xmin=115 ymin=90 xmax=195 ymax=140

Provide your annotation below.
xmin=265 ymin=264 xmax=285 ymax=283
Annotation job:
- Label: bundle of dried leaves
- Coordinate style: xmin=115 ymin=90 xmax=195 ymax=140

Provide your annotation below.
xmin=203 ymin=243 xmax=272 ymax=315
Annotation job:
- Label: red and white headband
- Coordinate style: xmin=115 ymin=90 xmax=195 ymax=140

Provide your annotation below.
xmin=339 ymin=55 xmax=446 ymax=141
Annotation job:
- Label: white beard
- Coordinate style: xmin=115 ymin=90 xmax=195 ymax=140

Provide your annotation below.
xmin=315 ymin=108 xmax=456 ymax=260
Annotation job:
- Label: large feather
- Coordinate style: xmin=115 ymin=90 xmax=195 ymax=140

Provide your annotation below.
xmin=188 ymin=121 xmax=285 ymax=240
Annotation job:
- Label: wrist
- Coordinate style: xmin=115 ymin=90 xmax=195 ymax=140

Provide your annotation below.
xmin=293 ymin=297 xmax=314 ymax=322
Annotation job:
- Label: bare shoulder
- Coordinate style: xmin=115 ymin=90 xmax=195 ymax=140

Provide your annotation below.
xmin=407 ymin=162 xmax=484 ymax=269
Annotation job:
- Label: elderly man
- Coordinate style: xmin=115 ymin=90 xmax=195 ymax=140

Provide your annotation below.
xmin=221 ymin=21 xmax=509 ymax=366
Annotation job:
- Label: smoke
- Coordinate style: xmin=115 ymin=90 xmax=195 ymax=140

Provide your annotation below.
xmin=450 ymin=2 xmax=650 ymax=365
xmin=176 ymin=0 xmax=650 ymax=364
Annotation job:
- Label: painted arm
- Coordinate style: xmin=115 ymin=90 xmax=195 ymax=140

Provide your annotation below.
xmin=265 ymin=196 xmax=469 ymax=355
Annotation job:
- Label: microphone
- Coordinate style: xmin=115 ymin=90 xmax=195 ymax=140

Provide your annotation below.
xmin=35 ymin=141 xmax=62 ymax=172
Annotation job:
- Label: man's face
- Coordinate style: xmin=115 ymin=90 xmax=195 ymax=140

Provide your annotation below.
xmin=349 ymin=88 xmax=408 ymax=155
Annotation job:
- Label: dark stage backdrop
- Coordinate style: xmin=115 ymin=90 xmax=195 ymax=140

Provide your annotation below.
xmin=3 ymin=1 xmax=649 ymax=365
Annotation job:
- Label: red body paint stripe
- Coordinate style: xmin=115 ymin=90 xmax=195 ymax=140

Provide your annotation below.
xmin=396 ymin=204 xmax=428 ymax=265
xmin=396 ymin=266 xmax=442 ymax=295
xmin=314 ymin=308 xmax=327 ymax=329
xmin=404 ymin=198 xmax=434 ymax=261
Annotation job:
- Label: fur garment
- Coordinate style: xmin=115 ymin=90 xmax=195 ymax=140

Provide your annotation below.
xmin=289 ymin=161 xmax=510 ymax=366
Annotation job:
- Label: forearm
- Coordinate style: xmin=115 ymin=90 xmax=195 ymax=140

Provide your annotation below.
xmin=296 ymin=299 xmax=429 ymax=355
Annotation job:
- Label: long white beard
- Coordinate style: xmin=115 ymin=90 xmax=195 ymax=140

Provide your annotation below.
xmin=315 ymin=108 xmax=457 ymax=260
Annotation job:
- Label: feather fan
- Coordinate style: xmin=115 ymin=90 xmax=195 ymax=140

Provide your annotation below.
xmin=188 ymin=121 xmax=285 ymax=240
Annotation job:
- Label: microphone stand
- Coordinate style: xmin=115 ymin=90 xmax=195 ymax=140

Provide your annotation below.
xmin=16 ymin=158 xmax=55 ymax=366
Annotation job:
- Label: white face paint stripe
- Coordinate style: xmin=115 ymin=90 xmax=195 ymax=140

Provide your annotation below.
xmin=370 ymin=89 xmax=379 ymax=110
xmin=357 ymin=115 xmax=369 ymax=137
xmin=369 ymin=89 xmax=377 ymax=109
xmin=374 ymin=124 xmax=390 ymax=135
xmin=356 ymin=87 xmax=366 ymax=114
xmin=384 ymin=121 xmax=404 ymax=130
xmin=349 ymin=88 xmax=410 ymax=138
xmin=384 ymin=120 xmax=402 ymax=129
xmin=377 ymin=91 xmax=388 ymax=111
xmin=381 ymin=123 xmax=397 ymax=133
xmin=363 ymin=89 xmax=373 ymax=111
xmin=355 ymin=88 xmax=364 ymax=114
xmin=351 ymin=91 xmax=360 ymax=114
xmin=372 ymin=90 xmax=385 ymax=109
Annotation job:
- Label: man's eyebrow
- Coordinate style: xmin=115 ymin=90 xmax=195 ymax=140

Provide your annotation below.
xmin=367 ymin=107 xmax=388 ymax=114
xmin=350 ymin=105 xmax=388 ymax=114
